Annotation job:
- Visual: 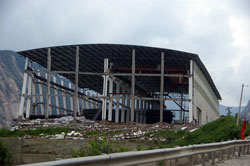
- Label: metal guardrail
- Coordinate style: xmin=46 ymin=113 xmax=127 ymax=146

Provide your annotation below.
xmin=20 ymin=140 xmax=250 ymax=166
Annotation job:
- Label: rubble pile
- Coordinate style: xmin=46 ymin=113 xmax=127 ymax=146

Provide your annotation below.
xmin=10 ymin=117 xmax=199 ymax=142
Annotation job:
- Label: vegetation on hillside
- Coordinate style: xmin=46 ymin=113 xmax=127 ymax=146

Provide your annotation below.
xmin=149 ymin=116 xmax=250 ymax=149
xmin=73 ymin=116 xmax=250 ymax=157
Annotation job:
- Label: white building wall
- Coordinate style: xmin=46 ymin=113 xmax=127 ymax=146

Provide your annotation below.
xmin=191 ymin=61 xmax=220 ymax=125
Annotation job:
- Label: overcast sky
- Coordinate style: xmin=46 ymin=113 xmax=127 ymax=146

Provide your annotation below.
xmin=0 ymin=0 xmax=250 ymax=106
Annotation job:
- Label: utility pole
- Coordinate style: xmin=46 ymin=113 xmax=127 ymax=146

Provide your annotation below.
xmin=237 ymin=84 xmax=244 ymax=126
xmin=226 ymin=107 xmax=232 ymax=116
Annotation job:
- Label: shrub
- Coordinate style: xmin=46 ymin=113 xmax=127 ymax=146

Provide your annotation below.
xmin=0 ymin=141 xmax=12 ymax=166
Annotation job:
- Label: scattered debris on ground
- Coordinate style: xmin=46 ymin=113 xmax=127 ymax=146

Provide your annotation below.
xmin=8 ymin=116 xmax=199 ymax=142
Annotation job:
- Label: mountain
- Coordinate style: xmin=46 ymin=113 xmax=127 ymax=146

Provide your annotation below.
xmin=0 ymin=50 xmax=25 ymax=127
xmin=219 ymin=104 xmax=245 ymax=116
xmin=240 ymin=100 xmax=250 ymax=121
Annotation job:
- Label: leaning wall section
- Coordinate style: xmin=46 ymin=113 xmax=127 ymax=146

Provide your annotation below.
xmin=192 ymin=61 xmax=219 ymax=125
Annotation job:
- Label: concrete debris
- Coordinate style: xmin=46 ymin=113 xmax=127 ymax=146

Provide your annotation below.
xmin=181 ymin=127 xmax=188 ymax=130
xmin=10 ymin=126 xmax=19 ymax=131
xmin=189 ymin=128 xmax=198 ymax=132
xmin=11 ymin=116 xmax=200 ymax=142
xmin=53 ymin=134 xmax=64 ymax=139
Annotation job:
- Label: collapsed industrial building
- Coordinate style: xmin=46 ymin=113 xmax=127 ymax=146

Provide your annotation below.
xmin=17 ymin=44 xmax=221 ymax=125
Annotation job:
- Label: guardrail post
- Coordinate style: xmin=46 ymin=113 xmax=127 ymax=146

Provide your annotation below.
xmin=189 ymin=155 xmax=193 ymax=166
xmin=174 ymin=158 xmax=178 ymax=166
xmin=220 ymin=150 xmax=224 ymax=161
xmin=247 ymin=145 xmax=250 ymax=154
xmin=233 ymin=146 xmax=236 ymax=156
xmin=211 ymin=152 xmax=215 ymax=165
xmin=238 ymin=146 xmax=241 ymax=157
xmin=227 ymin=148 xmax=231 ymax=159
xmin=201 ymin=153 xmax=205 ymax=166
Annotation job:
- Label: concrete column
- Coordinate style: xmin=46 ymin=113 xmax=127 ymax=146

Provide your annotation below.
xmin=160 ymin=52 xmax=164 ymax=122
xmin=25 ymin=72 xmax=32 ymax=119
xmin=102 ymin=59 xmax=109 ymax=120
xmin=121 ymin=86 xmax=126 ymax=123
xmin=45 ymin=73 xmax=52 ymax=116
xmin=73 ymin=46 xmax=79 ymax=120
xmin=32 ymin=74 xmax=37 ymax=115
xmin=69 ymin=83 xmax=74 ymax=113
xmin=144 ymin=101 xmax=147 ymax=123
xmin=60 ymin=80 xmax=67 ymax=115
xmin=115 ymin=82 xmax=120 ymax=123
xmin=87 ymin=91 xmax=91 ymax=109
xmin=37 ymin=69 xmax=44 ymax=115
xmin=140 ymin=99 xmax=143 ymax=123
xmin=18 ymin=57 xmax=29 ymax=120
xmin=189 ymin=60 xmax=194 ymax=123
xmin=108 ymin=78 xmax=113 ymax=121
xmin=53 ymin=76 xmax=60 ymax=115
xmin=80 ymin=89 xmax=85 ymax=115
xmin=136 ymin=98 xmax=140 ymax=123
xmin=45 ymin=48 xmax=51 ymax=120
xmin=89 ymin=91 xmax=94 ymax=109
xmin=126 ymin=89 xmax=131 ymax=122
xmin=131 ymin=49 xmax=135 ymax=122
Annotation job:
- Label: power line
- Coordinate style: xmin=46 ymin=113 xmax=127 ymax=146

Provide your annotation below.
xmin=221 ymin=86 xmax=242 ymax=95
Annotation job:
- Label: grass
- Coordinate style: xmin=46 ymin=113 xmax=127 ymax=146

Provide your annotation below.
xmin=147 ymin=116 xmax=250 ymax=149
xmin=0 ymin=126 xmax=72 ymax=137
xmin=72 ymin=139 xmax=131 ymax=157
xmin=0 ymin=141 xmax=12 ymax=166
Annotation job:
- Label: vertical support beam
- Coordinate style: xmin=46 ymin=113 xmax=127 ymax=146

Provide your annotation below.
xmin=126 ymin=89 xmax=131 ymax=122
xmin=53 ymin=76 xmax=60 ymax=116
xmin=61 ymin=80 xmax=67 ymax=115
xmin=86 ymin=91 xmax=90 ymax=109
xmin=115 ymin=82 xmax=120 ymax=123
xmin=131 ymin=49 xmax=135 ymax=122
xmin=45 ymin=48 xmax=51 ymax=120
xmin=37 ymin=69 xmax=44 ymax=115
xmin=160 ymin=52 xmax=164 ymax=122
xmin=25 ymin=72 xmax=32 ymax=119
xmin=102 ymin=59 xmax=109 ymax=120
xmin=73 ymin=46 xmax=79 ymax=121
xmin=45 ymin=73 xmax=52 ymax=116
xmin=136 ymin=98 xmax=140 ymax=123
xmin=143 ymin=101 xmax=147 ymax=123
xmin=18 ymin=57 xmax=29 ymax=120
xmin=89 ymin=92 xmax=94 ymax=109
xmin=69 ymin=83 xmax=74 ymax=112
xmin=80 ymin=89 xmax=85 ymax=115
xmin=32 ymin=73 xmax=37 ymax=115
xmin=140 ymin=100 xmax=143 ymax=123
xmin=189 ymin=60 xmax=194 ymax=123
xmin=121 ymin=86 xmax=126 ymax=123
xmin=108 ymin=78 xmax=113 ymax=121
